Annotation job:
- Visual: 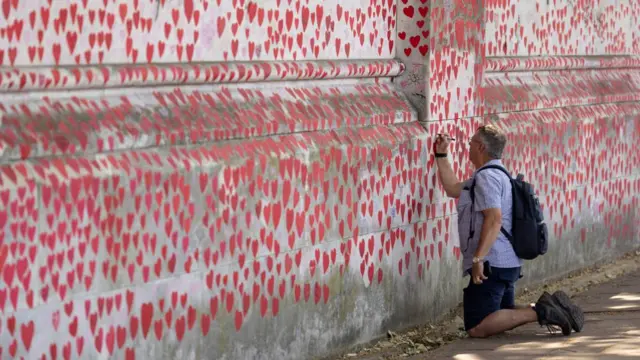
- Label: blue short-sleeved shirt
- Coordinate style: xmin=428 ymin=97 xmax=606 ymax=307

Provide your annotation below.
xmin=457 ymin=159 xmax=522 ymax=274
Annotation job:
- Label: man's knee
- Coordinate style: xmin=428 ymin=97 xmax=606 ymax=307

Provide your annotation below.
xmin=463 ymin=284 xmax=501 ymax=336
xmin=467 ymin=326 xmax=488 ymax=339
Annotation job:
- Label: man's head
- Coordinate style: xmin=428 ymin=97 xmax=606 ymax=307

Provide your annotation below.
xmin=468 ymin=124 xmax=507 ymax=168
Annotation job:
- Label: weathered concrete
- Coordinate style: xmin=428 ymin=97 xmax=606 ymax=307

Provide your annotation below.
xmin=0 ymin=0 xmax=639 ymax=359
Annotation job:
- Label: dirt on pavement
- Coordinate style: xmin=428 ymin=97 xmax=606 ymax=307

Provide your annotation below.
xmin=324 ymin=250 xmax=640 ymax=360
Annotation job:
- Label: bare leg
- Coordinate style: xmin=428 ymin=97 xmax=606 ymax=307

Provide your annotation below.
xmin=467 ymin=307 xmax=538 ymax=338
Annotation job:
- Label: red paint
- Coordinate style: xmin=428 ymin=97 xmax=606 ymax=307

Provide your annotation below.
xmin=0 ymin=0 xmax=639 ymax=358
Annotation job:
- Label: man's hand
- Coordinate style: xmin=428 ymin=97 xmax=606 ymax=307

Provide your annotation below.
xmin=434 ymin=134 xmax=454 ymax=154
xmin=472 ymin=261 xmax=488 ymax=285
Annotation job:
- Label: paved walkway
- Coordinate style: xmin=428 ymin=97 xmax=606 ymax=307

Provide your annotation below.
xmin=422 ymin=270 xmax=640 ymax=359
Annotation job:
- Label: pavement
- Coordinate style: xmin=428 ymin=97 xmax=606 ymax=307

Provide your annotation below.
xmin=421 ymin=270 xmax=640 ymax=359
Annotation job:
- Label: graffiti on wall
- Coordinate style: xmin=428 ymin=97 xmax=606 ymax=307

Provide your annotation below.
xmin=0 ymin=0 xmax=639 ymax=359
xmin=394 ymin=0 xmax=430 ymax=118
xmin=0 ymin=99 xmax=466 ymax=358
xmin=485 ymin=0 xmax=640 ymax=56
xmin=0 ymin=87 xmax=637 ymax=359
xmin=0 ymin=0 xmax=397 ymax=66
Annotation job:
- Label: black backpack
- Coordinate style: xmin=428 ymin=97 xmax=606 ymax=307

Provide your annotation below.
xmin=470 ymin=165 xmax=548 ymax=260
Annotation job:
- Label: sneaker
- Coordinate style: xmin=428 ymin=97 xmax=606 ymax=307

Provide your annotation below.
xmin=535 ymin=292 xmax=572 ymax=336
xmin=552 ymin=290 xmax=585 ymax=332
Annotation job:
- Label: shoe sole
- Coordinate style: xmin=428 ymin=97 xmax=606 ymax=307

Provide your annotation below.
xmin=554 ymin=291 xmax=584 ymax=332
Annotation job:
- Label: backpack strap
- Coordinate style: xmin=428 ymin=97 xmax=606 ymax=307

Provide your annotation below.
xmin=475 ymin=164 xmax=512 ymax=179
xmin=469 ymin=164 xmax=514 ymax=242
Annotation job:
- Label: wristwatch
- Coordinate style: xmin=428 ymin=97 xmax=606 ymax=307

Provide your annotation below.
xmin=472 ymin=256 xmax=483 ymax=264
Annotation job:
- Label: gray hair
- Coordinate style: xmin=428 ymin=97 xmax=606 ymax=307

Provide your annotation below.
xmin=476 ymin=125 xmax=507 ymax=159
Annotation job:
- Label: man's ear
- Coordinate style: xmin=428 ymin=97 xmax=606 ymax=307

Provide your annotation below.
xmin=477 ymin=142 xmax=485 ymax=152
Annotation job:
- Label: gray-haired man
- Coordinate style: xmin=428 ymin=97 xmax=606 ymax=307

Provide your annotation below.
xmin=434 ymin=125 xmax=584 ymax=338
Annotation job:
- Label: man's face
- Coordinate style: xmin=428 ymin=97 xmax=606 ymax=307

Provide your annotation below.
xmin=468 ymin=133 xmax=483 ymax=167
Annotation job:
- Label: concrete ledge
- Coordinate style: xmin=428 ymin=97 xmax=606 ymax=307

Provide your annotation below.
xmin=0 ymin=81 xmax=416 ymax=163
xmin=482 ymin=69 xmax=640 ymax=113
xmin=485 ymin=56 xmax=640 ymax=73
xmin=0 ymin=59 xmax=404 ymax=92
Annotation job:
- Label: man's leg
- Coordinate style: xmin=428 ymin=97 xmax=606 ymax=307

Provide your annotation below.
xmin=467 ymin=307 xmax=538 ymax=338
xmin=466 ymin=267 xmax=538 ymax=338
xmin=463 ymin=268 xmax=512 ymax=337
xmin=467 ymin=292 xmax=577 ymax=338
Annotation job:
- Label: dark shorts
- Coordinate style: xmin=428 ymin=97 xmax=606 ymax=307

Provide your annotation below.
xmin=463 ymin=266 xmax=521 ymax=331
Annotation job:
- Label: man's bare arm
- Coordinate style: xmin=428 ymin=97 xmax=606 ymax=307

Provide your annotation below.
xmin=474 ymin=208 xmax=503 ymax=259
xmin=435 ymin=157 xmax=463 ymax=198
xmin=434 ymin=135 xmax=463 ymax=198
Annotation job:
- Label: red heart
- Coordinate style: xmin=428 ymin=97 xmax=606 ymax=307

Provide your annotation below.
xmin=403 ymin=5 xmax=414 ymax=18
xmin=20 ymin=320 xmax=35 ymax=350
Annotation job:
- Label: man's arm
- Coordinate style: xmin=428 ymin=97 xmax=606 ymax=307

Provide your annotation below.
xmin=433 ymin=135 xmax=462 ymax=198
xmin=472 ymin=172 xmax=504 ymax=259
xmin=474 ymin=208 xmax=502 ymax=259
xmin=435 ymin=157 xmax=463 ymax=198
